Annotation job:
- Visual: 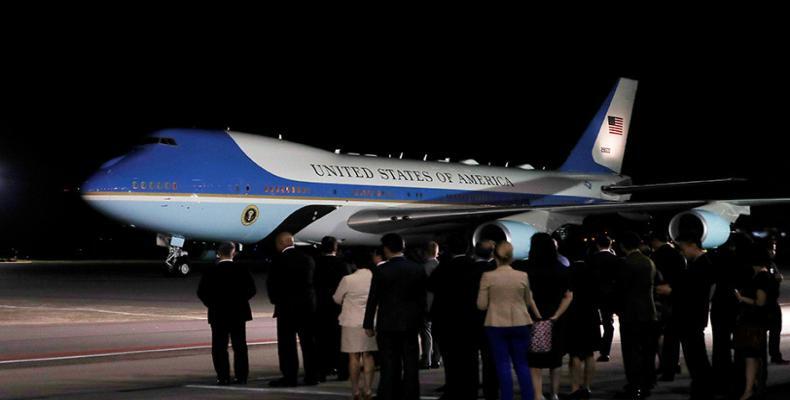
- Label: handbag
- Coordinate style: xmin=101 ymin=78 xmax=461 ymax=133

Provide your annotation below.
xmin=529 ymin=320 xmax=554 ymax=353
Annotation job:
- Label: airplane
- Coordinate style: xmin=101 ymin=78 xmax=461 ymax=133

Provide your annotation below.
xmin=81 ymin=78 xmax=789 ymax=275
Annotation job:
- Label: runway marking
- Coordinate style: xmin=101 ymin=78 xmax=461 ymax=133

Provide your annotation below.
xmin=0 ymin=339 xmax=277 ymax=365
xmin=0 ymin=304 xmax=206 ymax=320
xmin=185 ymin=384 xmax=350 ymax=397
xmin=186 ymin=384 xmax=441 ymax=399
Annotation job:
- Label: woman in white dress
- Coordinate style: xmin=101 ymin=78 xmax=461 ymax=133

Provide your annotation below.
xmin=334 ymin=252 xmax=378 ymax=400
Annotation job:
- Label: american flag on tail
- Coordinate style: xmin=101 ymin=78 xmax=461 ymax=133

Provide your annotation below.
xmin=608 ymin=116 xmax=623 ymax=135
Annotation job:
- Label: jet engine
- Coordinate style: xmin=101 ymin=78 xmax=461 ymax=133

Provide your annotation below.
xmin=473 ymin=220 xmax=540 ymax=260
xmin=668 ymin=208 xmax=731 ymax=249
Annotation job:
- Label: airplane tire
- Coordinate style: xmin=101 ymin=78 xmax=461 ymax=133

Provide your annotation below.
xmin=176 ymin=262 xmax=190 ymax=277
xmin=163 ymin=256 xmax=190 ymax=277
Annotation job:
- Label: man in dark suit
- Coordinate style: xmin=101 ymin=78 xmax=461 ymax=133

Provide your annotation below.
xmin=615 ymin=232 xmax=657 ymax=400
xmin=765 ymin=239 xmax=788 ymax=364
xmin=708 ymin=236 xmax=745 ymax=388
xmin=197 ymin=241 xmax=257 ymax=385
xmin=314 ymin=236 xmax=352 ymax=382
xmin=586 ymin=234 xmax=622 ymax=362
xmin=267 ymin=232 xmax=319 ymax=387
xmin=419 ymin=241 xmax=441 ymax=370
xmin=364 ymin=233 xmax=427 ymax=400
xmin=429 ymin=235 xmax=490 ymax=400
xmin=675 ymin=235 xmax=715 ymax=400
xmin=647 ymin=232 xmax=687 ymax=381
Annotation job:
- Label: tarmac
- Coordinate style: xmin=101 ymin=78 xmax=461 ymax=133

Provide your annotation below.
xmin=1 ymin=260 xmax=789 ymax=399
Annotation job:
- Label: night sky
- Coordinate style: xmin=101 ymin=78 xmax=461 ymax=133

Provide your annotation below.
xmin=2 ymin=29 xmax=788 ymax=258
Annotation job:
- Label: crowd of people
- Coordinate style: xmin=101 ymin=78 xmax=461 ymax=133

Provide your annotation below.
xmin=196 ymin=228 xmax=787 ymax=400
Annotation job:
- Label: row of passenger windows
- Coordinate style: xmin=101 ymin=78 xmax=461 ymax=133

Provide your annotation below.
xmin=351 ymin=190 xmax=430 ymax=199
xmin=444 ymin=193 xmax=503 ymax=202
xmin=352 ymin=189 xmax=391 ymax=197
xmin=130 ymin=181 xmax=308 ymax=194
xmin=132 ymin=181 xmax=178 ymax=191
xmin=264 ymin=186 xmax=310 ymax=194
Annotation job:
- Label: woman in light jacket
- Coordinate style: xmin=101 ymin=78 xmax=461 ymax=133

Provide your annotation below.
xmin=333 ymin=251 xmax=378 ymax=400
xmin=478 ymin=241 xmax=538 ymax=400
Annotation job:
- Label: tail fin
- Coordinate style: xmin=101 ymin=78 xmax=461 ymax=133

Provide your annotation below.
xmin=559 ymin=77 xmax=638 ymax=174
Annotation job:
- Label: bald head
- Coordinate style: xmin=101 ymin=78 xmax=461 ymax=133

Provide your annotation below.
xmin=426 ymin=241 xmax=439 ymax=260
xmin=275 ymin=232 xmax=294 ymax=252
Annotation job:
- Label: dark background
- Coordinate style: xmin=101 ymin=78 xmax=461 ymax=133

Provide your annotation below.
xmin=1 ymin=25 xmax=788 ymax=258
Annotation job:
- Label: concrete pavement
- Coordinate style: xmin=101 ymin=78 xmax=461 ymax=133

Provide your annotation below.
xmin=1 ymin=260 xmax=790 ymax=399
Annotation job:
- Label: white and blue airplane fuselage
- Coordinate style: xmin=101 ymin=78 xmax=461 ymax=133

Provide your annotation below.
xmin=83 ymin=128 xmax=628 ymax=244
xmin=84 ymin=78 xmax=780 ymax=270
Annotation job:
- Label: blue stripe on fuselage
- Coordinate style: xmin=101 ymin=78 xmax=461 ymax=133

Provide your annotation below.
xmin=83 ymin=129 xmax=603 ymax=207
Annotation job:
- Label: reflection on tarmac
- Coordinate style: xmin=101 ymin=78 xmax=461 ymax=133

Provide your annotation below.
xmin=1 ymin=261 xmax=790 ymax=399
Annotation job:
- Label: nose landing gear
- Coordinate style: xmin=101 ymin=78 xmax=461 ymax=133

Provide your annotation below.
xmin=161 ymin=235 xmax=190 ymax=277
xmin=165 ymin=246 xmax=190 ymax=277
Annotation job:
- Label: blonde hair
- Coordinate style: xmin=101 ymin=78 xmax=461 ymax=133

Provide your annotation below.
xmin=494 ymin=241 xmax=514 ymax=266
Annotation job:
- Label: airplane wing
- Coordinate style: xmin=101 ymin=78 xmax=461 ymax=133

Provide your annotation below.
xmin=346 ymin=198 xmax=790 ymax=234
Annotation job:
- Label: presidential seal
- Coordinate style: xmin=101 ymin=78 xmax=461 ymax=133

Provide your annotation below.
xmin=241 ymin=205 xmax=259 ymax=226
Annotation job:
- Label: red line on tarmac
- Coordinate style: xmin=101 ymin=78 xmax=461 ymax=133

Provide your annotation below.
xmin=0 ymin=338 xmax=278 ymax=365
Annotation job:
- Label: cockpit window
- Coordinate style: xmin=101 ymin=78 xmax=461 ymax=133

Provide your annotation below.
xmin=138 ymin=137 xmax=178 ymax=146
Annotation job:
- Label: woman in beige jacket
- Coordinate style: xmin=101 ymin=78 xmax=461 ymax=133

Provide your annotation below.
xmin=334 ymin=253 xmax=378 ymax=400
xmin=478 ymin=241 xmax=539 ymax=400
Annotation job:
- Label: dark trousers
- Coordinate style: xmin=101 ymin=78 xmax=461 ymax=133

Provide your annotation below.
xmin=419 ymin=319 xmax=441 ymax=367
xmin=660 ymin=317 xmax=681 ymax=377
xmin=211 ymin=321 xmax=249 ymax=381
xmin=316 ymin=312 xmax=348 ymax=379
xmin=769 ymin=303 xmax=783 ymax=359
xmin=599 ymin=308 xmax=615 ymax=356
xmin=439 ymin=324 xmax=481 ymax=400
xmin=376 ymin=330 xmax=421 ymax=400
xmin=276 ymin=314 xmax=318 ymax=383
xmin=710 ymin=305 xmax=736 ymax=379
xmin=479 ymin=326 xmax=499 ymax=400
xmin=620 ymin=321 xmax=656 ymax=390
xmin=486 ymin=326 xmax=534 ymax=400
xmin=679 ymin=326 xmax=713 ymax=398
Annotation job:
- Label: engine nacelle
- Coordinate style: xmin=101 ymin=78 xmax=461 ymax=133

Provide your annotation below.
xmin=668 ymin=209 xmax=731 ymax=249
xmin=473 ymin=220 xmax=540 ymax=260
